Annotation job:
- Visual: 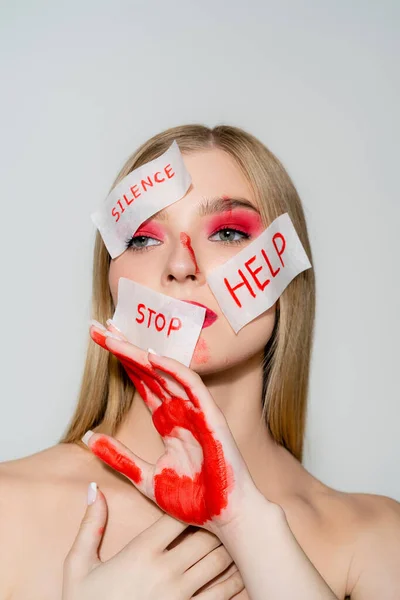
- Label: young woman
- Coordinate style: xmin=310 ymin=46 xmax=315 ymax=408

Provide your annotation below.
xmin=0 ymin=125 xmax=398 ymax=600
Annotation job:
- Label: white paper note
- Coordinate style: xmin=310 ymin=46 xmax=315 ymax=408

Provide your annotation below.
xmin=91 ymin=141 xmax=191 ymax=258
xmin=206 ymin=213 xmax=312 ymax=333
xmin=112 ymin=278 xmax=206 ymax=366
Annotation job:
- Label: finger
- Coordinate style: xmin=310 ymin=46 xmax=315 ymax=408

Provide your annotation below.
xmin=101 ymin=335 xmax=173 ymax=402
xmin=148 ymin=352 xmax=220 ymax=416
xmin=118 ymin=355 xmax=169 ymax=405
xmin=121 ymin=512 xmax=189 ymax=558
xmin=106 ymin=319 xmax=127 ymax=339
xmin=129 ymin=371 xmax=162 ymax=413
xmin=168 ymin=529 xmax=221 ymax=572
xmin=194 ymin=568 xmax=244 ymax=599
xmin=63 ymin=483 xmax=107 ymax=582
xmin=82 ymin=431 xmax=155 ymax=500
xmin=183 ymin=545 xmax=235 ymax=597
xmin=89 ymin=323 xmax=126 ymax=351
xmin=90 ymin=327 xmax=170 ymax=408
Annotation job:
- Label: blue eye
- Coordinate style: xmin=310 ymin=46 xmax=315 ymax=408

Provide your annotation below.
xmin=209 ymin=228 xmax=250 ymax=243
xmin=125 ymin=235 xmax=162 ymax=251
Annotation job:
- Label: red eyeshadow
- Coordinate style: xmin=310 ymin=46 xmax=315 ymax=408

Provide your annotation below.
xmin=133 ymin=219 xmax=164 ymax=239
xmin=205 ymin=208 xmax=263 ymax=237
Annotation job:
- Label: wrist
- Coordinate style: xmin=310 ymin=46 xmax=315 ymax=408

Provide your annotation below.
xmin=213 ymin=486 xmax=285 ymax=543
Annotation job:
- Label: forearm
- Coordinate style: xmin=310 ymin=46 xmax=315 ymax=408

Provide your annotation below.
xmin=216 ymin=489 xmax=338 ymax=600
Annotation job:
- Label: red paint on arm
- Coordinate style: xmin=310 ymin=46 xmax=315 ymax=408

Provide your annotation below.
xmin=180 ymin=232 xmax=200 ymax=274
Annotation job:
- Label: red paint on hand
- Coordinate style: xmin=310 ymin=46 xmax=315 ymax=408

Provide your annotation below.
xmin=90 ymin=328 xmax=234 ymax=526
xmin=89 ymin=436 xmax=143 ymax=484
xmin=152 ymin=393 xmax=230 ymax=524
xmin=180 ymin=232 xmax=200 ymax=274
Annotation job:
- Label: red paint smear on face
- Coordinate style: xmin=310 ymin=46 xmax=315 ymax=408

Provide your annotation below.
xmin=89 ymin=330 xmax=233 ymax=526
xmin=180 ymin=232 xmax=200 ymax=274
xmin=192 ymin=337 xmax=209 ymax=364
xmin=205 ymin=209 xmax=263 ymax=238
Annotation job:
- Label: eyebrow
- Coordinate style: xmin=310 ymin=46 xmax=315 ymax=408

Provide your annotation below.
xmin=153 ymin=196 xmax=260 ymax=222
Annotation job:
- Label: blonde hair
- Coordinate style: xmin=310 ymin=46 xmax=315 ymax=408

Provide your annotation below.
xmin=60 ymin=124 xmax=315 ymax=462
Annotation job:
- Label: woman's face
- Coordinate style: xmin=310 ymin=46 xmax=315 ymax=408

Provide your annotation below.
xmin=108 ymin=148 xmax=277 ymax=374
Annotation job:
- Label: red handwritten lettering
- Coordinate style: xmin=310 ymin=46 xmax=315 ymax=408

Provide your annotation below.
xmin=155 ymin=313 xmax=166 ymax=332
xmin=165 ymin=164 xmax=175 ymax=179
xmin=224 ymin=270 xmax=255 ymax=308
xmin=154 ymin=171 xmax=165 ymax=183
xmin=111 ymin=164 xmax=176 ymax=222
xmin=111 ymin=207 xmax=120 ymax=222
xmin=245 ymin=255 xmax=270 ymax=291
xmin=135 ymin=304 xmax=182 ymax=338
xmin=147 ymin=308 xmax=157 ymax=328
xmin=167 ymin=317 xmax=182 ymax=337
xmin=261 ymin=249 xmax=280 ymax=277
xmin=223 ymin=231 xmax=288 ymax=308
xmin=130 ymin=185 xmax=141 ymax=199
xmin=141 ymin=176 xmax=153 ymax=191
xmin=136 ymin=303 xmax=146 ymax=324
xmin=272 ymin=233 xmax=286 ymax=266
xmin=124 ymin=193 xmax=135 ymax=206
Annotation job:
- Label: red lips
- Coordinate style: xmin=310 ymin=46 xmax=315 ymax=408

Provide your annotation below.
xmin=183 ymin=301 xmax=218 ymax=328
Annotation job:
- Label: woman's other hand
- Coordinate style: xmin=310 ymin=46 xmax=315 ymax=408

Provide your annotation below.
xmin=62 ymin=482 xmax=244 ymax=600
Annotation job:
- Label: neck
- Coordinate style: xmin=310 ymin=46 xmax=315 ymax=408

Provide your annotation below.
xmin=114 ymin=352 xmax=290 ymax=496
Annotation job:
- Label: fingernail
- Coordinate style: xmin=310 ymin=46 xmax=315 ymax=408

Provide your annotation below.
xmin=87 ymin=482 xmax=97 ymax=505
xmin=82 ymin=430 xmax=94 ymax=446
xmin=104 ymin=330 xmax=125 ymax=342
xmin=106 ymin=318 xmax=123 ymax=333
xmin=147 ymin=348 xmax=159 ymax=355
xmin=89 ymin=319 xmax=106 ymax=331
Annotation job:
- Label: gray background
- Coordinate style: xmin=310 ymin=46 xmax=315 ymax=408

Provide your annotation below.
xmin=0 ymin=0 xmax=398 ymax=500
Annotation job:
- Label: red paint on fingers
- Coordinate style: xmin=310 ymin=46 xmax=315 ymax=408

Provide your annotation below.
xmin=90 ymin=328 xmax=109 ymax=350
xmin=89 ymin=436 xmax=143 ymax=484
xmin=90 ymin=326 xmax=234 ymax=527
xmin=180 ymin=232 xmax=200 ymax=274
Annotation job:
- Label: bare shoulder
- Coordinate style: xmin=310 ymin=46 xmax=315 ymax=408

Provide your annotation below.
xmin=343 ymin=491 xmax=400 ymax=599
xmin=310 ymin=485 xmax=400 ymax=599
xmin=0 ymin=443 xmax=91 ymax=595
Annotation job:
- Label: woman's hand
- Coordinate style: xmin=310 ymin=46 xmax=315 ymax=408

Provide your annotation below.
xmin=62 ymin=482 xmax=244 ymax=600
xmin=84 ymin=323 xmax=261 ymax=533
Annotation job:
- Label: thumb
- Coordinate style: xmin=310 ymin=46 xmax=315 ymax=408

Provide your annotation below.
xmin=64 ymin=483 xmax=108 ymax=581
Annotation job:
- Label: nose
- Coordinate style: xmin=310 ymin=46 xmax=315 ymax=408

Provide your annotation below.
xmin=162 ymin=233 xmax=205 ymax=287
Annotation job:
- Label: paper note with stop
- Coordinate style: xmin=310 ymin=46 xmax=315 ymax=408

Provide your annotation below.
xmin=207 ymin=213 xmax=312 ymax=333
xmin=91 ymin=141 xmax=191 ymax=259
xmin=112 ymin=278 xmax=206 ymax=366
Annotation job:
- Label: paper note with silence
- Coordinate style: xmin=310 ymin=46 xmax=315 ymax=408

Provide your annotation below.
xmin=207 ymin=213 xmax=312 ymax=333
xmin=112 ymin=278 xmax=206 ymax=366
xmin=91 ymin=141 xmax=191 ymax=259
